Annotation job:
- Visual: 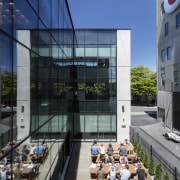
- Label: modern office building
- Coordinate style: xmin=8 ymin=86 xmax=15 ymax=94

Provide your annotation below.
xmin=157 ymin=0 xmax=180 ymax=133
xmin=0 ymin=0 xmax=130 ymax=179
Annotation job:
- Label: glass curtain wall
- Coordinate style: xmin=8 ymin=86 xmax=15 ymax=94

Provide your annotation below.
xmin=0 ymin=0 xmax=75 ymax=179
xmin=74 ymin=30 xmax=117 ymax=141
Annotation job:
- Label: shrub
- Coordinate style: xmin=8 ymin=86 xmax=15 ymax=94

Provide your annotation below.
xmin=163 ymin=171 xmax=170 ymax=180
xmin=154 ymin=163 xmax=163 ymax=180
xmin=148 ymin=156 xmax=155 ymax=175
xmin=142 ymin=152 xmax=149 ymax=168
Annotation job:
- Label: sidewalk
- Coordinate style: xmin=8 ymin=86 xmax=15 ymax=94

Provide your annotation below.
xmin=65 ymin=142 xmax=91 ymax=180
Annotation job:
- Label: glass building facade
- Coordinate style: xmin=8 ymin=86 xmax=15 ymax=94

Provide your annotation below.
xmin=0 ymin=0 xmax=75 ymax=179
xmin=29 ymin=29 xmax=117 ymax=142
xmin=0 ymin=0 xmax=131 ymax=179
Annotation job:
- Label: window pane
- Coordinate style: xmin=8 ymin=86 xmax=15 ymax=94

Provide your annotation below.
xmin=98 ymin=32 xmax=111 ymax=44
xmin=98 ymin=115 xmax=111 ymax=132
xmin=161 ymin=49 xmax=166 ymax=62
xmin=167 ymin=46 xmax=171 ymax=60
xmin=176 ymin=12 xmax=180 ymax=28
xmin=99 ymin=46 xmax=110 ymax=57
xmin=76 ymin=47 xmax=85 ymax=57
xmin=174 ymin=71 xmax=178 ymax=83
xmin=111 ymin=45 xmax=116 ymax=57
xmin=85 ymin=31 xmax=98 ymax=44
xmin=85 ymin=47 xmax=98 ymax=57
xmin=165 ymin=22 xmax=169 ymax=36
xmin=75 ymin=31 xmax=84 ymax=44
xmin=161 ymin=2 xmax=165 ymax=14
xmin=161 ymin=68 xmax=165 ymax=86
xmin=85 ymin=115 xmax=97 ymax=132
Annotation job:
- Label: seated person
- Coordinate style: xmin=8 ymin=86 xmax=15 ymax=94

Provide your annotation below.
xmin=96 ymin=164 xmax=105 ymax=180
xmin=0 ymin=157 xmax=7 ymax=165
xmin=98 ymin=143 xmax=105 ymax=155
xmin=35 ymin=143 xmax=44 ymax=155
xmin=136 ymin=163 xmax=146 ymax=180
xmin=119 ymin=155 xmax=128 ymax=164
xmin=92 ymin=138 xmax=97 ymax=146
xmin=124 ymin=138 xmax=129 ymax=145
xmin=42 ymin=139 xmax=48 ymax=147
xmin=108 ymin=166 xmax=116 ymax=180
xmin=105 ymin=153 xmax=114 ymax=164
xmin=0 ymin=167 xmax=7 ymax=180
xmin=132 ymin=155 xmax=141 ymax=164
xmin=99 ymin=144 xmax=106 ymax=162
xmin=29 ymin=144 xmax=36 ymax=156
xmin=118 ymin=143 xmax=127 ymax=156
xmin=91 ymin=143 xmax=98 ymax=155
xmin=13 ymin=154 xmax=22 ymax=164
xmin=13 ymin=163 xmax=23 ymax=180
xmin=107 ymin=143 xmax=114 ymax=156
xmin=21 ymin=144 xmax=29 ymax=160
xmin=120 ymin=164 xmax=131 ymax=180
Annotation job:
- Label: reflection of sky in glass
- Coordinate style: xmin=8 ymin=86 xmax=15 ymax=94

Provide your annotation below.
xmin=1 ymin=0 xmax=73 ymax=74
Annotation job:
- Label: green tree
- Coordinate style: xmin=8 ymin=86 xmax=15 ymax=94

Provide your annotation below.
xmin=1 ymin=70 xmax=17 ymax=106
xmin=133 ymin=139 xmax=138 ymax=152
xmin=148 ymin=156 xmax=155 ymax=175
xmin=155 ymin=163 xmax=163 ymax=180
xmin=131 ymin=66 xmax=157 ymax=105
xmin=163 ymin=171 xmax=170 ymax=180
xmin=142 ymin=152 xmax=149 ymax=168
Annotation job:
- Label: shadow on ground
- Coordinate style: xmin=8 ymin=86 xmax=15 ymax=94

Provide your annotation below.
xmin=145 ymin=111 xmax=157 ymax=119
xmin=65 ymin=142 xmax=81 ymax=180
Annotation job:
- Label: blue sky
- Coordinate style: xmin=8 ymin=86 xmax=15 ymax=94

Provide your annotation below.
xmin=68 ymin=0 xmax=156 ymax=71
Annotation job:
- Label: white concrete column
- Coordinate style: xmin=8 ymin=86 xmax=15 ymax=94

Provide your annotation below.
xmin=17 ymin=30 xmax=31 ymax=143
xmin=117 ymin=30 xmax=131 ymax=143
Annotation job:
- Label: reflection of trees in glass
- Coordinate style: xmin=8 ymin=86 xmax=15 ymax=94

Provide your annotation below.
xmin=31 ymin=82 xmax=42 ymax=90
xmin=1 ymin=70 xmax=17 ymax=106
xmin=52 ymin=82 xmax=106 ymax=95
xmin=53 ymin=83 xmax=72 ymax=95
xmin=78 ymin=82 xmax=106 ymax=94
xmin=93 ymin=83 xmax=106 ymax=94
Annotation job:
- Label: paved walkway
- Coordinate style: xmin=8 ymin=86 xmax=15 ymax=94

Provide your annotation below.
xmin=65 ymin=142 xmax=91 ymax=180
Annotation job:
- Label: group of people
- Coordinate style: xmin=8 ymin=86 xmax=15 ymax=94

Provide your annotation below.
xmin=96 ymin=162 xmax=146 ymax=180
xmin=91 ymin=139 xmax=146 ymax=180
xmin=91 ymin=142 xmax=129 ymax=164
xmin=0 ymin=140 xmax=48 ymax=179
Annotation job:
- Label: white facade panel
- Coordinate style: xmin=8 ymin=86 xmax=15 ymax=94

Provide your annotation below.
xmin=117 ymin=30 xmax=131 ymax=143
xmin=17 ymin=30 xmax=31 ymax=143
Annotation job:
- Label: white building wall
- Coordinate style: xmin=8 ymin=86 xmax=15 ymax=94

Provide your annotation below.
xmin=117 ymin=30 xmax=131 ymax=143
xmin=157 ymin=1 xmax=180 ymax=132
xmin=17 ymin=30 xmax=31 ymax=143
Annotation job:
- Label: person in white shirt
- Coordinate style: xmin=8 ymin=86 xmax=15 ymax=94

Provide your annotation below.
xmin=99 ymin=143 xmax=105 ymax=154
xmin=120 ymin=164 xmax=131 ymax=180
xmin=98 ymin=144 xmax=106 ymax=163
xmin=108 ymin=166 xmax=116 ymax=180
xmin=0 ymin=167 xmax=7 ymax=180
xmin=119 ymin=155 xmax=128 ymax=164
xmin=29 ymin=144 xmax=36 ymax=155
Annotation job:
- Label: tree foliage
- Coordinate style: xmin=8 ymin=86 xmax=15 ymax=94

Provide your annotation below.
xmin=163 ymin=171 xmax=170 ymax=180
xmin=1 ymin=70 xmax=17 ymax=105
xmin=148 ymin=156 xmax=155 ymax=175
xmin=131 ymin=66 xmax=157 ymax=104
xmin=155 ymin=163 xmax=163 ymax=180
